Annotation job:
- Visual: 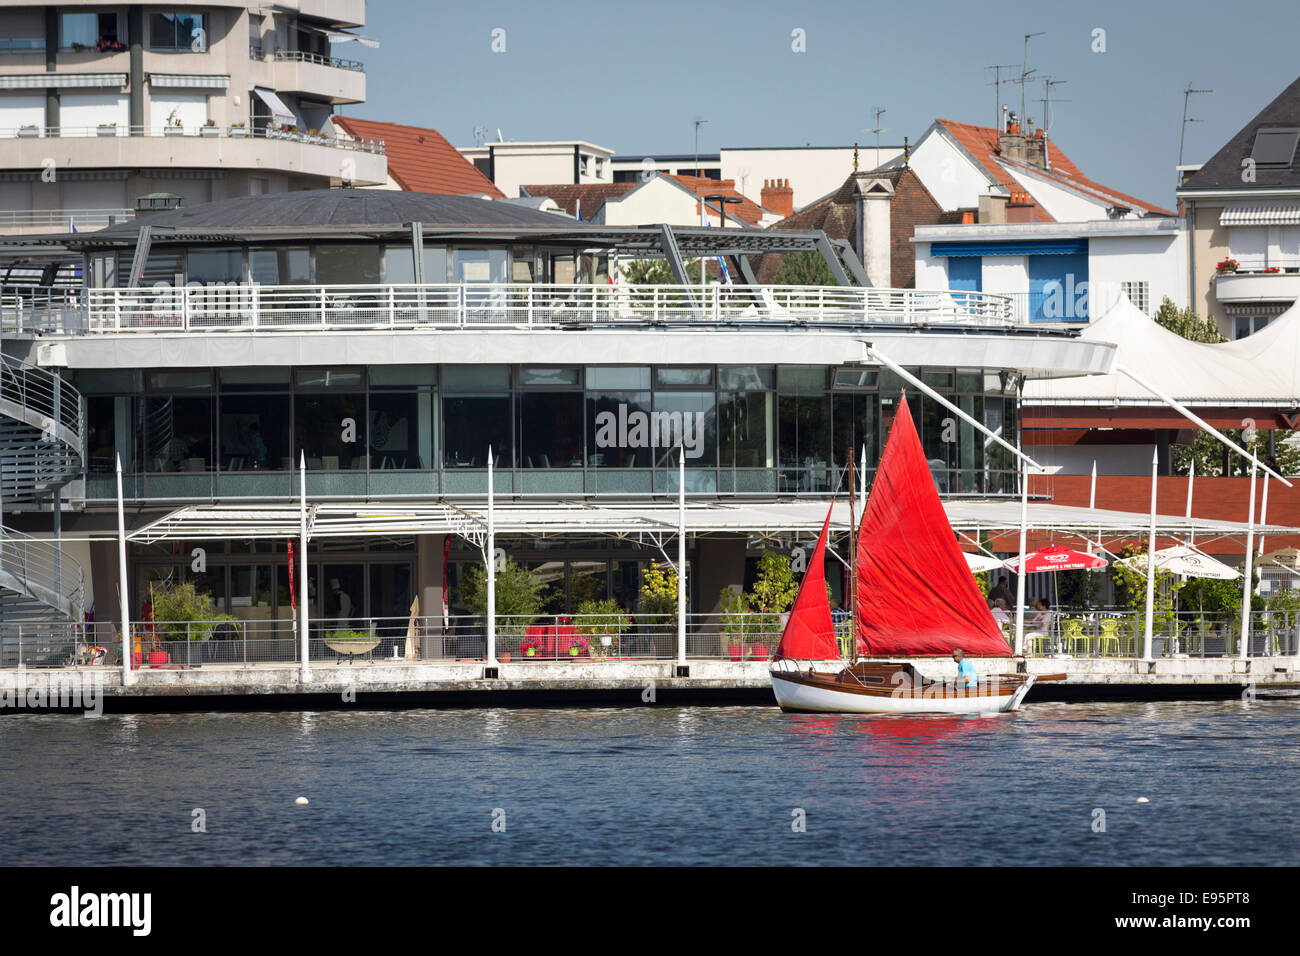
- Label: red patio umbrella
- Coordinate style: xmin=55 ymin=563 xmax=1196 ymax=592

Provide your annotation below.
xmin=1003 ymin=545 xmax=1108 ymax=574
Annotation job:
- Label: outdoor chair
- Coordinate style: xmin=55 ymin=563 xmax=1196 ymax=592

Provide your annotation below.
xmin=1097 ymin=618 xmax=1121 ymax=656
xmin=1063 ymin=618 xmax=1090 ymax=656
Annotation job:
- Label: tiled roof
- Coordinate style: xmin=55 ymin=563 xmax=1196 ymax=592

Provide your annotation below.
xmin=936 ymin=119 xmax=1173 ymax=219
xmin=331 ymin=116 xmax=504 ymax=198
xmin=518 ymin=182 xmax=637 ymax=218
xmin=1180 ymin=75 xmax=1300 ymax=192
xmin=667 ymin=174 xmax=769 ymax=225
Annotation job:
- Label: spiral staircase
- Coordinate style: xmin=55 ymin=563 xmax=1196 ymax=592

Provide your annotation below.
xmin=0 ymin=353 xmax=85 ymax=665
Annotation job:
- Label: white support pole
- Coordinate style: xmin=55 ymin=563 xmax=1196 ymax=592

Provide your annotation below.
xmin=1240 ymin=459 xmax=1258 ymax=660
xmin=299 ymin=452 xmax=310 ymax=683
xmin=1186 ymin=458 xmax=1195 ymax=548
xmin=116 ymin=453 xmax=132 ymax=686
xmin=677 ymin=445 xmax=687 ymax=667
xmin=1258 ymin=473 xmax=1270 ymax=557
xmin=1014 ymin=458 xmax=1029 ymax=656
xmin=486 ymin=446 xmax=497 ymax=666
xmin=1115 ymin=363 xmax=1292 ymax=487
xmin=1088 ymin=459 xmax=1097 ymax=510
xmin=859 ymin=445 xmax=867 ymax=515
xmin=1143 ymin=448 xmax=1158 ymax=661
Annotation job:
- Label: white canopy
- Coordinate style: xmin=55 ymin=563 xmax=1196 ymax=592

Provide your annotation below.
xmin=1116 ymin=545 xmax=1241 ymax=580
xmin=1024 ymin=295 xmax=1300 ymax=406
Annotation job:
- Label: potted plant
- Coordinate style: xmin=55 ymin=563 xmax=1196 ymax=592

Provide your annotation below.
xmin=151 ymin=580 xmax=236 ymax=665
xmin=638 ymin=565 xmax=678 ymax=656
xmin=462 ymin=556 xmax=543 ymax=646
xmin=163 ymin=109 xmax=184 ymax=136
xmin=95 ymin=37 xmax=126 ymax=52
xmin=565 ymin=635 xmax=591 ymax=658
xmin=200 ymin=119 xmax=219 ymax=137
xmin=1215 ymin=257 xmax=1239 ymax=274
xmin=519 ymin=635 xmax=542 ymax=658
xmin=573 ymin=597 xmax=631 ymax=658
xmin=718 ymin=586 xmax=751 ymax=660
xmin=1263 ymin=266 xmax=1280 ymax=274
xmin=743 ymin=549 xmax=799 ymax=660
xmin=229 ymin=121 xmax=249 ymax=138
xmin=325 ymin=628 xmax=381 ymax=662
xmin=17 ymin=124 xmax=39 ymax=138
xmin=96 ymin=122 xmax=117 ymax=136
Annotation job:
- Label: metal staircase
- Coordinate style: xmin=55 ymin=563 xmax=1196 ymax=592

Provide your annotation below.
xmin=0 ymin=353 xmax=85 ymax=663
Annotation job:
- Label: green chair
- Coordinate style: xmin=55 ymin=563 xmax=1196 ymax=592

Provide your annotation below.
xmin=1097 ymin=618 xmax=1121 ymax=656
xmin=1064 ymin=618 xmax=1090 ymax=656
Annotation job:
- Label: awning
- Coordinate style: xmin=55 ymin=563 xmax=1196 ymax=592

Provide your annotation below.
xmin=251 ymin=86 xmax=294 ymax=124
xmin=118 ymin=499 xmax=1298 ymax=544
xmin=929 ymin=239 xmax=1088 ymax=257
xmin=150 ymin=73 xmax=230 ymax=90
xmin=0 ymin=73 xmax=126 ymax=89
xmin=323 ymin=29 xmax=380 ymax=48
xmin=1220 ymin=203 xmax=1300 ymax=226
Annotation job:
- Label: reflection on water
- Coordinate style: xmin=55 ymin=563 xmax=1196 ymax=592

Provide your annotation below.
xmin=1 ymin=701 xmax=1296 ymax=866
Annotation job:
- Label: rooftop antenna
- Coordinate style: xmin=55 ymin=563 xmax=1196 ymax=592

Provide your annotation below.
xmin=985 ymin=64 xmax=1019 ymax=130
xmin=1038 ymin=77 xmax=1069 ymax=169
xmin=496 ymin=128 xmax=504 ymax=143
xmin=473 ymin=126 xmax=488 ymax=146
xmin=737 ymin=166 xmax=751 ymax=197
xmin=870 ymin=106 xmax=887 ymax=156
xmin=693 ymin=116 xmax=709 ymax=178
xmin=1020 ymin=32 xmax=1045 ymax=135
xmin=1179 ymin=83 xmax=1213 ymax=171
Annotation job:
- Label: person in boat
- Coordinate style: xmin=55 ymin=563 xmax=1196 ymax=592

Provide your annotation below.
xmin=952 ymin=648 xmax=978 ymax=691
xmin=988 ymin=575 xmax=1014 ymax=607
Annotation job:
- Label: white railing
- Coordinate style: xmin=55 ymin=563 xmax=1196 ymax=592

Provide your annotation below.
xmin=45 ymin=283 xmax=1015 ymax=334
xmin=0 ymin=527 xmax=84 ymax=621
xmin=1 ymin=124 xmax=385 ymax=154
xmin=0 ymin=208 xmax=133 ymax=231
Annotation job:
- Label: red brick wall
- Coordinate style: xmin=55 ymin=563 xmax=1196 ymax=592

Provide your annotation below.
xmin=890 ymin=169 xmax=944 ymax=289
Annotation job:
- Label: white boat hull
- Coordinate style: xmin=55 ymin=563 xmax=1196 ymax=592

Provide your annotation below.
xmin=770 ymin=669 xmax=1035 ymax=715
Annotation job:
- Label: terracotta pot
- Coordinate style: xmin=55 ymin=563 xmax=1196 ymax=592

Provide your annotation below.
xmin=746 ymin=644 xmax=770 ymax=662
xmin=148 ymin=651 xmax=169 ymax=667
xmin=727 ymin=643 xmax=744 ymax=662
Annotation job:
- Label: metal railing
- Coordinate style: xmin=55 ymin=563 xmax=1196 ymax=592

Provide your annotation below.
xmin=0 ymin=529 xmax=84 ymax=622
xmin=0 ymin=124 xmax=385 ymax=154
xmin=0 ymin=352 xmax=83 ymax=439
xmin=7 ymin=607 xmax=1294 ymax=670
xmin=273 ymin=48 xmax=365 ymax=72
xmin=8 ymin=283 xmax=1018 ymax=335
xmin=0 ymin=208 xmax=133 ymax=231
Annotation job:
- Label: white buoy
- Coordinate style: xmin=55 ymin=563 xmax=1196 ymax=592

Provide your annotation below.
xmin=1136 ymin=797 xmax=1149 ymax=803
xmin=295 ymin=797 xmax=309 ymax=805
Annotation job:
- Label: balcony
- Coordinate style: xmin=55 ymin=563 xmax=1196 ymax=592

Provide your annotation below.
xmin=0 ymin=207 xmax=133 ymax=235
xmin=1214 ymin=268 xmax=1300 ymax=305
xmin=272 ymin=49 xmax=366 ymax=104
xmin=0 ymin=123 xmax=386 ymax=185
xmin=6 ymin=284 xmax=1018 ymax=336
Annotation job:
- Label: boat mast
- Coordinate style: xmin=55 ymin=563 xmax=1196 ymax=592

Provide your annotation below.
xmin=847 ymin=452 xmax=857 ymax=663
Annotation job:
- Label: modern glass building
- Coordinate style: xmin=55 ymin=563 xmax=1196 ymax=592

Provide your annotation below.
xmin=0 ymin=188 xmax=1112 ymax=651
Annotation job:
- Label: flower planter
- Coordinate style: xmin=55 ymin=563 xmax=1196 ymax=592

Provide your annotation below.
xmin=200 ymin=126 xmax=219 ymax=137
xmin=229 ymin=126 xmax=249 ymax=137
xmin=746 ymin=644 xmax=770 ymax=662
xmin=164 ymin=126 xmax=184 ymax=137
xmin=97 ymin=125 xmax=117 ymax=137
xmin=17 ymin=128 xmax=39 ymax=138
xmin=498 ymin=653 xmax=511 ymax=663
xmin=132 ymin=652 xmax=143 ymax=669
xmin=325 ymin=637 xmax=379 ymax=660
xmin=147 ymin=651 xmax=169 ymax=667
xmin=727 ymin=643 xmax=745 ymax=662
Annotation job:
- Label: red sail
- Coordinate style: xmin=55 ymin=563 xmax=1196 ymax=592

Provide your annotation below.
xmin=774 ymin=505 xmax=841 ymax=661
xmin=854 ymin=398 xmax=1009 ymax=657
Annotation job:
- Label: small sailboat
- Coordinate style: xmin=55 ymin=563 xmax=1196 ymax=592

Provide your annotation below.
xmin=769 ymin=397 xmax=1038 ymax=715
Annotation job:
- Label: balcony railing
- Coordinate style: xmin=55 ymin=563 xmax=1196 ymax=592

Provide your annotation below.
xmin=274 ymin=48 xmax=365 ymax=72
xmin=6 ymin=283 xmax=1016 ymax=335
xmin=1005 ymin=290 xmax=1090 ymax=324
xmin=0 ymin=208 xmax=133 ymax=231
xmin=1 ymin=124 xmax=384 ymax=154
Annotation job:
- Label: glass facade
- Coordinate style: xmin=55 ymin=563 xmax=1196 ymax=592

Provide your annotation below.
xmin=78 ymin=364 xmax=1022 ymax=500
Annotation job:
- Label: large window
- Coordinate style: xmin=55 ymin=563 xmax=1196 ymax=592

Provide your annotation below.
xmin=250 ymin=247 xmax=310 ymax=286
xmin=61 ymin=12 xmax=118 ymax=50
xmin=519 ymin=392 xmax=583 ymax=468
xmin=317 ymin=244 xmax=381 ymax=285
xmin=150 ymin=11 xmax=206 ymax=51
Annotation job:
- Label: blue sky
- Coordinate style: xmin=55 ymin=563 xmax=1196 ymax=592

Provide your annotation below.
xmin=351 ymin=0 xmax=1300 ymax=209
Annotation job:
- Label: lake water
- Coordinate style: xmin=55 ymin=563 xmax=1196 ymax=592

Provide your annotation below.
xmin=2 ymin=700 xmax=1296 ymax=866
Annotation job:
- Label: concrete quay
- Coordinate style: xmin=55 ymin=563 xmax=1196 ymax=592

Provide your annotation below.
xmin=1 ymin=655 xmax=1298 ymax=713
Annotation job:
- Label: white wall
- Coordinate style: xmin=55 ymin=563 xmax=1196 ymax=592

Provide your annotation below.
xmin=149 ymin=92 xmax=208 ymax=131
xmin=1003 ymin=165 xmax=1109 ymax=221
xmin=720 ymin=146 xmax=900 ymax=211
xmin=912 ymin=242 xmax=947 ymax=290
xmin=1088 ymin=232 xmax=1187 ymax=313
xmin=61 ymin=179 xmax=127 ymax=211
xmin=59 ymin=92 xmax=130 ymax=131
xmin=908 ymin=131 xmax=990 ymax=211
xmin=982 ymin=255 xmax=1029 ymax=295
xmin=0 ymin=93 xmax=47 ymax=132
xmin=599 ymin=176 xmax=729 ymax=227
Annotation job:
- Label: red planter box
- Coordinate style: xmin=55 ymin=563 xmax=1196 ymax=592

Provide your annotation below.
xmin=147 ymin=651 xmax=169 ymax=667
xmin=746 ymin=644 xmax=770 ymax=661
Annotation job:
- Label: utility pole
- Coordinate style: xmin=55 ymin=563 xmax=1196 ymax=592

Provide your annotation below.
xmin=1179 ymin=83 xmax=1213 ymax=171
xmin=985 ymin=64 xmax=1018 ymax=130
xmin=1020 ymin=32 xmax=1045 ymax=134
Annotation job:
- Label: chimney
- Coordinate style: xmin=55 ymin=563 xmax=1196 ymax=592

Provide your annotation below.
xmin=978 ymin=192 xmax=1008 ymax=224
xmin=853 ymin=173 xmax=894 ymax=288
xmin=761 ymin=178 xmax=794 ymax=218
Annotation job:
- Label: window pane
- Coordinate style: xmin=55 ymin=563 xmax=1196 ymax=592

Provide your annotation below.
xmin=139 ymin=396 xmax=213 ymax=471
xmin=369 ymin=392 xmax=422 ymax=469
xmin=317 ymin=244 xmax=380 ymax=285
xmin=384 ymin=246 xmax=416 ymax=285
xmin=422 ymin=246 xmax=448 ymax=283
xmin=188 ymin=248 xmax=242 ymax=285
xmin=656 ymin=367 xmax=712 ymax=387
xmin=520 ymin=367 xmax=578 ymax=386
xmin=442 ymin=396 xmax=510 ymax=466
xmin=586 ymin=366 xmax=650 ymax=390
xmin=443 ymin=365 xmax=508 ymax=390
xmin=778 ymin=366 xmax=827 ymax=392
xmin=719 ymin=366 xmax=773 ymax=390
xmin=294 ymin=368 xmax=363 ymax=389
xmin=719 ymin=391 xmax=772 ymax=468
xmin=295 ymin=393 xmax=366 ymax=469
xmin=220 ymin=367 xmax=290 ymax=390
xmin=369 ymin=366 xmax=435 ymax=387
xmin=587 ymin=391 xmax=651 ymax=467
xmin=519 ymin=392 xmax=583 ymax=468
xmin=250 ymin=247 xmax=310 ymax=285
xmin=61 ymin=13 xmax=98 ymax=48
xmin=147 ymin=370 xmax=210 ymax=392
xmin=221 ymin=394 xmax=290 ymax=470
xmin=652 ymin=391 xmax=716 ymax=466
